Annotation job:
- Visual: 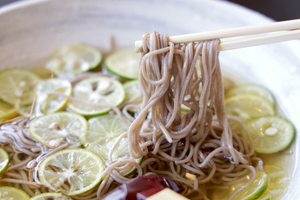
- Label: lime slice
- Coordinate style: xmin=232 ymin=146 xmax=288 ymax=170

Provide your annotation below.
xmin=30 ymin=192 xmax=71 ymax=200
xmin=257 ymin=165 xmax=290 ymax=200
xmin=123 ymin=80 xmax=142 ymax=112
xmin=226 ymin=84 xmax=275 ymax=107
xmin=45 ymin=44 xmax=102 ymax=76
xmin=245 ymin=116 xmax=295 ymax=154
xmin=86 ymin=115 xmax=127 ymax=144
xmin=0 ymin=69 xmax=40 ymax=106
xmin=225 ymin=95 xmax=275 ymax=122
xmin=0 ymin=186 xmax=30 ymax=200
xmin=210 ymin=171 xmax=269 ymax=200
xmin=231 ymin=171 xmax=269 ymax=200
xmin=264 ymin=165 xmax=289 ymax=186
xmin=29 ymin=112 xmax=88 ymax=148
xmin=257 ymin=190 xmax=282 ymax=200
xmin=124 ymin=80 xmax=141 ymax=103
xmin=36 ymin=78 xmax=72 ymax=114
xmin=105 ymin=48 xmax=140 ymax=80
xmin=38 ymin=148 xmax=104 ymax=196
xmin=85 ymin=115 xmax=142 ymax=175
xmin=0 ymin=101 xmax=18 ymax=122
xmin=68 ymin=77 xmax=125 ymax=116
xmin=30 ymin=66 xmax=53 ymax=79
xmin=0 ymin=148 xmax=10 ymax=175
xmin=15 ymin=103 xmax=35 ymax=117
xmin=223 ymin=78 xmax=235 ymax=94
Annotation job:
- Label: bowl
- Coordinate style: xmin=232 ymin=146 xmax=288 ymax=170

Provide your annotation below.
xmin=0 ymin=0 xmax=299 ymax=199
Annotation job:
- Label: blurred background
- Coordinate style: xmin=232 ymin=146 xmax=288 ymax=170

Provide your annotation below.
xmin=1 ymin=0 xmax=300 ymax=21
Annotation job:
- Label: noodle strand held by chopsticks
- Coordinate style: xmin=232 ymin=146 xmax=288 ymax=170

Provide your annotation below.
xmin=124 ymin=31 xmax=257 ymax=198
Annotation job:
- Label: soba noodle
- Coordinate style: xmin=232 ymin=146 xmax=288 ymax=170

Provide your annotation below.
xmin=0 ymin=31 xmax=265 ymax=200
xmin=125 ymin=31 xmax=259 ymax=199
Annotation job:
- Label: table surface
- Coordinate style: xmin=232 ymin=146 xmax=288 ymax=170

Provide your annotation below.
xmin=0 ymin=0 xmax=300 ymax=21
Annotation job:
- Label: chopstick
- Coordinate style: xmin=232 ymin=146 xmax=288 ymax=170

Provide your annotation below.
xmin=134 ymin=19 xmax=300 ymax=51
xmin=219 ymin=29 xmax=300 ymax=51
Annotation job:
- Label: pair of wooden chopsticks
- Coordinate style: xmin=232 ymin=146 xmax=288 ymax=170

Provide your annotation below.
xmin=134 ymin=19 xmax=300 ymax=51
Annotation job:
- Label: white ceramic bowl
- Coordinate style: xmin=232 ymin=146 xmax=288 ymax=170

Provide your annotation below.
xmin=0 ymin=0 xmax=299 ymax=199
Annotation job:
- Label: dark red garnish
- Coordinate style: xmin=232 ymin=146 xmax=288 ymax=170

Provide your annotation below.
xmin=101 ymin=175 xmax=185 ymax=200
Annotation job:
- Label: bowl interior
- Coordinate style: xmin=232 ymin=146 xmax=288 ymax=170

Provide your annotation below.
xmin=0 ymin=0 xmax=299 ymax=199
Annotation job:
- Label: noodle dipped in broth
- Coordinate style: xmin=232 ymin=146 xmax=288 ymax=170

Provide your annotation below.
xmin=122 ymin=31 xmax=257 ymax=199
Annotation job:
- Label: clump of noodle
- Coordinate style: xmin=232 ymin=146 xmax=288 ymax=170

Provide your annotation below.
xmin=123 ymin=31 xmax=258 ymax=199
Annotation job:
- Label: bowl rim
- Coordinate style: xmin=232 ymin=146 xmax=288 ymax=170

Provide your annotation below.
xmin=0 ymin=0 xmax=298 ymax=200
xmin=0 ymin=0 xmax=49 ymax=15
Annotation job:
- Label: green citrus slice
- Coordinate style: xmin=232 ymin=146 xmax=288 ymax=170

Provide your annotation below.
xmin=68 ymin=77 xmax=125 ymax=116
xmin=226 ymin=84 xmax=274 ymax=107
xmin=123 ymin=80 xmax=142 ymax=113
xmin=246 ymin=116 xmax=295 ymax=154
xmin=105 ymin=48 xmax=140 ymax=80
xmin=85 ymin=115 xmax=142 ymax=176
xmin=264 ymin=165 xmax=289 ymax=187
xmin=231 ymin=171 xmax=269 ymax=200
xmin=225 ymin=95 xmax=275 ymax=122
xmin=30 ymin=66 xmax=53 ymax=79
xmin=210 ymin=171 xmax=269 ymax=200
xmin=30 ymin=192 xmax=71 ymax=200
xmin=0 ymin=148 xmax=10 ymax=175
xmin=38 ymin=148 xmax=104 ymax=196
xmin=223 ymin=77 xmax=235 ymax=94
xmin=0 ymin=186 xmax=30 ymax=200
xmin=257 ymin=165 xmax=290 ymax=200
xmin=0 ymin=101 xmax=18 ymax=122
xmin=35 ymin=78 xmax=72 ymax=114
xmin=45 ymin=44 xmax=102 ymax=76
xmin=0 ymin=69 xmax=40 ymax=106
xmin=29 ymin=112 xmax=88 ymax=148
